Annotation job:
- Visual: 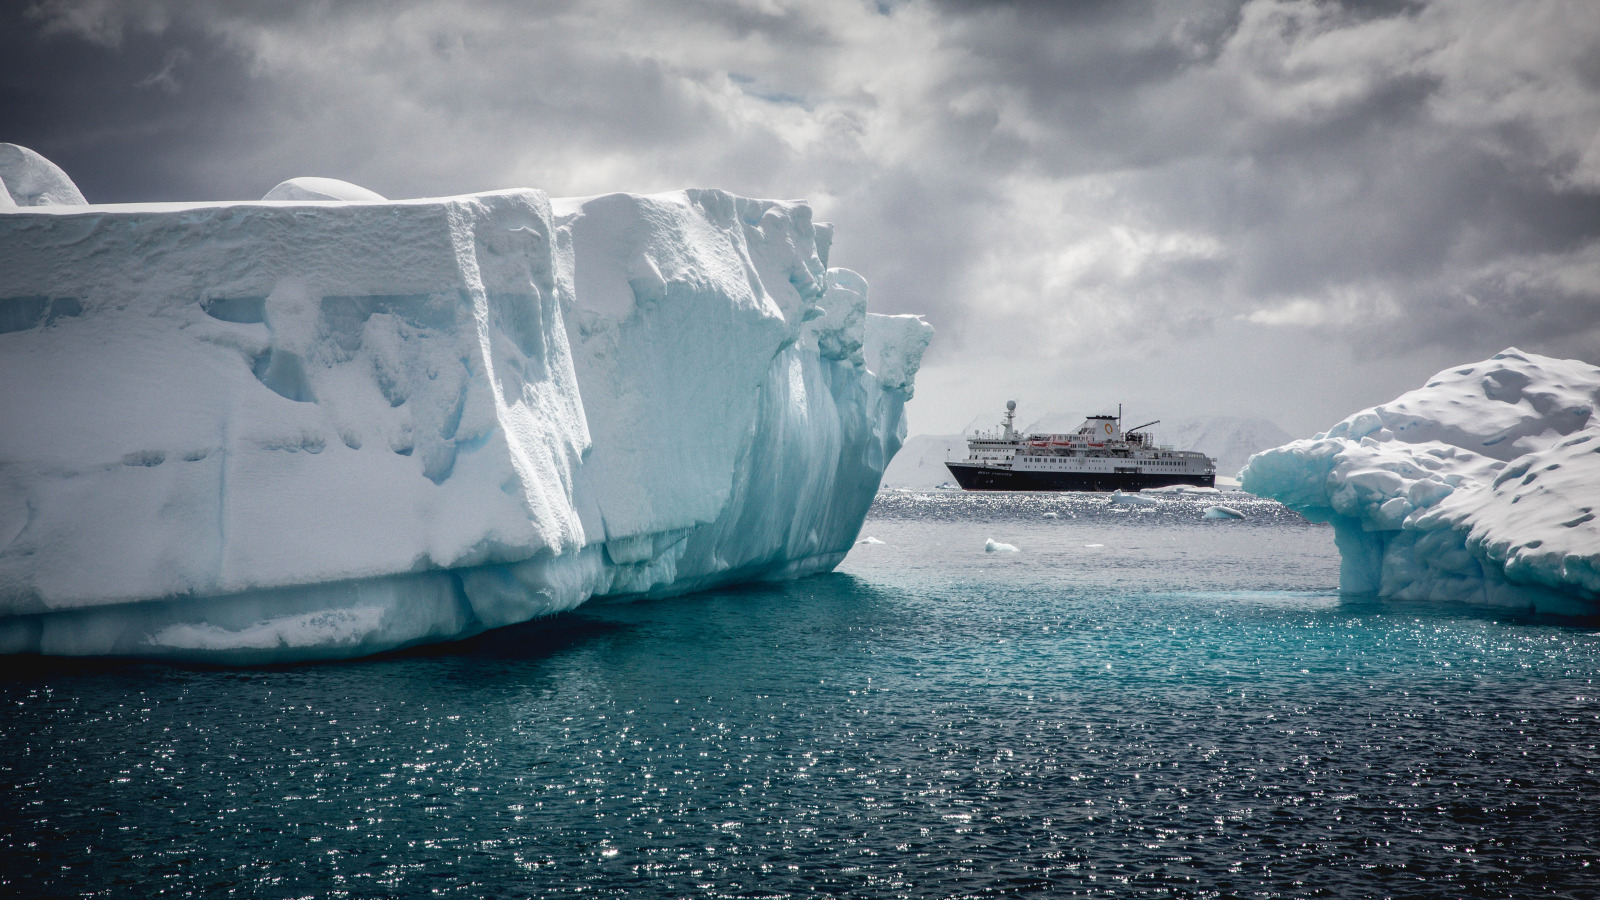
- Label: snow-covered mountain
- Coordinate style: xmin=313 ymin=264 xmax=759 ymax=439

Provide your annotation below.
xmin=881 ymin=414 xmax=1291 ymax=489
xmin=879 ymin=433 xmax=969 ymax=489
xmin=1155 ymin=417 xmax=1294 ymax=479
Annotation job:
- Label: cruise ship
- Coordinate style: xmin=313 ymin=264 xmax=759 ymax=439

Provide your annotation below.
xmin=945 ymin=401 xmax=1215 ymax=491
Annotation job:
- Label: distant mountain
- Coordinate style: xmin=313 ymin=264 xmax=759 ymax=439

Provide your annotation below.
xmin=880 ymin=414 xmax=1293 ymax=489
xmin=880 ymin=433 xmax=968 ymax=489
xmin=1155 ymin=417 xmax=1294 ymax=478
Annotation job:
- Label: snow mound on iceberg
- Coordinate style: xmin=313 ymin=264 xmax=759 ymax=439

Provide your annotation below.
xmin=0 ymin=144 xmax=87 ymax=207
xmin=0 ymin=161 xmax=930 ymax=662
xmin=1241 ymin=348 xmax=1600 ymax=614
xmin=262 ymin=177 xmax=388 ymax=202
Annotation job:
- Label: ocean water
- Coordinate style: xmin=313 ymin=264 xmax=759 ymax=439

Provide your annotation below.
xmin=4 ymin=490 xmax=1599 ymax=898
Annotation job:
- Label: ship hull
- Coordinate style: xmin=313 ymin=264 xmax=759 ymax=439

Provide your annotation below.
xmin=944 ymin=462 xmax=1215 ymax=492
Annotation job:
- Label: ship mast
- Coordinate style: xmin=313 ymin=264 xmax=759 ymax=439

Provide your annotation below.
xmin=1003 ymin=400 xmax=1017 ymax=439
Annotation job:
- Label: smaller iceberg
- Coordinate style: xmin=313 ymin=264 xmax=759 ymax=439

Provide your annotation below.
xmin=985 ymin=539 xmax=1019 ymax=553
xmin=1242 ymin=348 xmax=1600 ymax=614
xmin=1203 ymin=505 xmax=1244 ymax=520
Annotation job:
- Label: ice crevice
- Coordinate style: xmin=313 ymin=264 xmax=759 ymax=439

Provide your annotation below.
xmin=1242 ymin=348 xmax=1600 ymax=615
xmin=0 ymin=150 xmax=932 ymax=662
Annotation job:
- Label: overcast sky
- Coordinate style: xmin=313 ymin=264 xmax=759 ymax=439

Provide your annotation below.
xmin=5 ymin=0 xmax=1599 ymax=437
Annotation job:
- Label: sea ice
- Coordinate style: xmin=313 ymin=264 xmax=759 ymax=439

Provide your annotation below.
xmin=1203 ymin=506 xmax=1245 ymax=520
xmin=0 ymin=148 xmax=931 ymax=662
xmin=985 ymin=539 xmax=1019 ymax=553
xmin=1108 ymin=489 xmax=1157 ymax=507
xmin=1242 ymin=349 xmax=1600 ymax=614
xmin=1143 ymin=484 xmax=1221 ymax=495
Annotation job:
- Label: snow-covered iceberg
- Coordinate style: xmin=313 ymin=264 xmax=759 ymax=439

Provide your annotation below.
xmin=0 ymin=151 xmax=931 ymax=662
xmin=1242 ymin=349 xmax=1600 ymax=614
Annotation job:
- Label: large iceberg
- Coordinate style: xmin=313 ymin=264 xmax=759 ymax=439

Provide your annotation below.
xmin=0 ymin=148 xmax=931 ymax=662
xmin=1242 ymin=349 xmax=1600 ymax=615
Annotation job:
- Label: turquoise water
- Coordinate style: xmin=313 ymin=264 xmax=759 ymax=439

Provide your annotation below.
xmin=4 ymin=491 xmax=1599 ymax=898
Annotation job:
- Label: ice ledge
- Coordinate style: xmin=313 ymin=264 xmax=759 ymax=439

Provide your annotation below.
xmin=1242 ymin=348 xmax=1600 ymax=615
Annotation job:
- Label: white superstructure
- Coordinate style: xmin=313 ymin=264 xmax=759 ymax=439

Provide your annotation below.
xmin=947 ymin=401 xmax=1215 ymax=491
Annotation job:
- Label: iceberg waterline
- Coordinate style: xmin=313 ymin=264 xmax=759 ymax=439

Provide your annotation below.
xmin=1242 ymin=348 xmax=1600 ymax=614
xmin=0 ymin=156 xmax=931 ymax=662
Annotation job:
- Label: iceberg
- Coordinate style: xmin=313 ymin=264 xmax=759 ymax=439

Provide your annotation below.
xmin=1242 ymin=349 xmax=1600 ymax=614
xmin=0 ymin=148 xmax=931 ymax=662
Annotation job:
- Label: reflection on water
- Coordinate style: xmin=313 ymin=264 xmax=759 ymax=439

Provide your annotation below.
xmin=3 ymin=491 xmax=1598 ymax=898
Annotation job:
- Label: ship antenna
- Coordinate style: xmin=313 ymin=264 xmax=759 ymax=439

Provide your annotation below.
xmin=1004 ymin=399 xmax=1016 ymax=439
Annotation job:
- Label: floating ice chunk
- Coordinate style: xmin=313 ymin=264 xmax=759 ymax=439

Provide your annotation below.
xmin=0 ymin=144 xmax=86 ymax=206
xmin=856 ymin=536 xmax=884 ymax=545
xmin=262 ymin=176 xmax=388 ymax=202
xmin=1142 ymin=484 xmax=1220 ymax=495
xmin=1108 ymin=489 xmax=1157 ymax=506
xmin=985 ymin=539 xmax=1019 ymax=553
xmin=1203 ymin=505 xmax=1244 ymax=520
xmin=1042 ymin=511 xmax=1059 ymax=518
xmin=1242 ymin=348 xmax=1600 ymax=613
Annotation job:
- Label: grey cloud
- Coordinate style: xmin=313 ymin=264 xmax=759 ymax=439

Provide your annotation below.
xmin=5 ymin=0 xmax=1600 ymax=433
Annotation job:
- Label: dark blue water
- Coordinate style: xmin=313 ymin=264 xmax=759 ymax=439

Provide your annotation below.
xmin=4 ymin=491 xmax=1599 ymax=898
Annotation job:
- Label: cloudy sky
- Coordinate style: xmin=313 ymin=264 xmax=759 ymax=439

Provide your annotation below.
xmin=5 ymin=0 xmax=1599 ymax=437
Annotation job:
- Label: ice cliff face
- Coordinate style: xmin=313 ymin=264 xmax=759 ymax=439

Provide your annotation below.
xmin=1242 ymin=349 xmax=1600 ymax=614
xmin=0 ymin=156 xmax=930 ymax=662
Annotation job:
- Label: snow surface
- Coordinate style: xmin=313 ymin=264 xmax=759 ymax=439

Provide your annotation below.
xmin=1242 ymin=349 xmax=1600 ymax=614
xmin=0 ymin=163 xmax=930 ymax=662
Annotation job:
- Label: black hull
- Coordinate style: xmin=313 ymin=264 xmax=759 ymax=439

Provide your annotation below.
xmin=945 ymin=462 xmax=1214 ymax=492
